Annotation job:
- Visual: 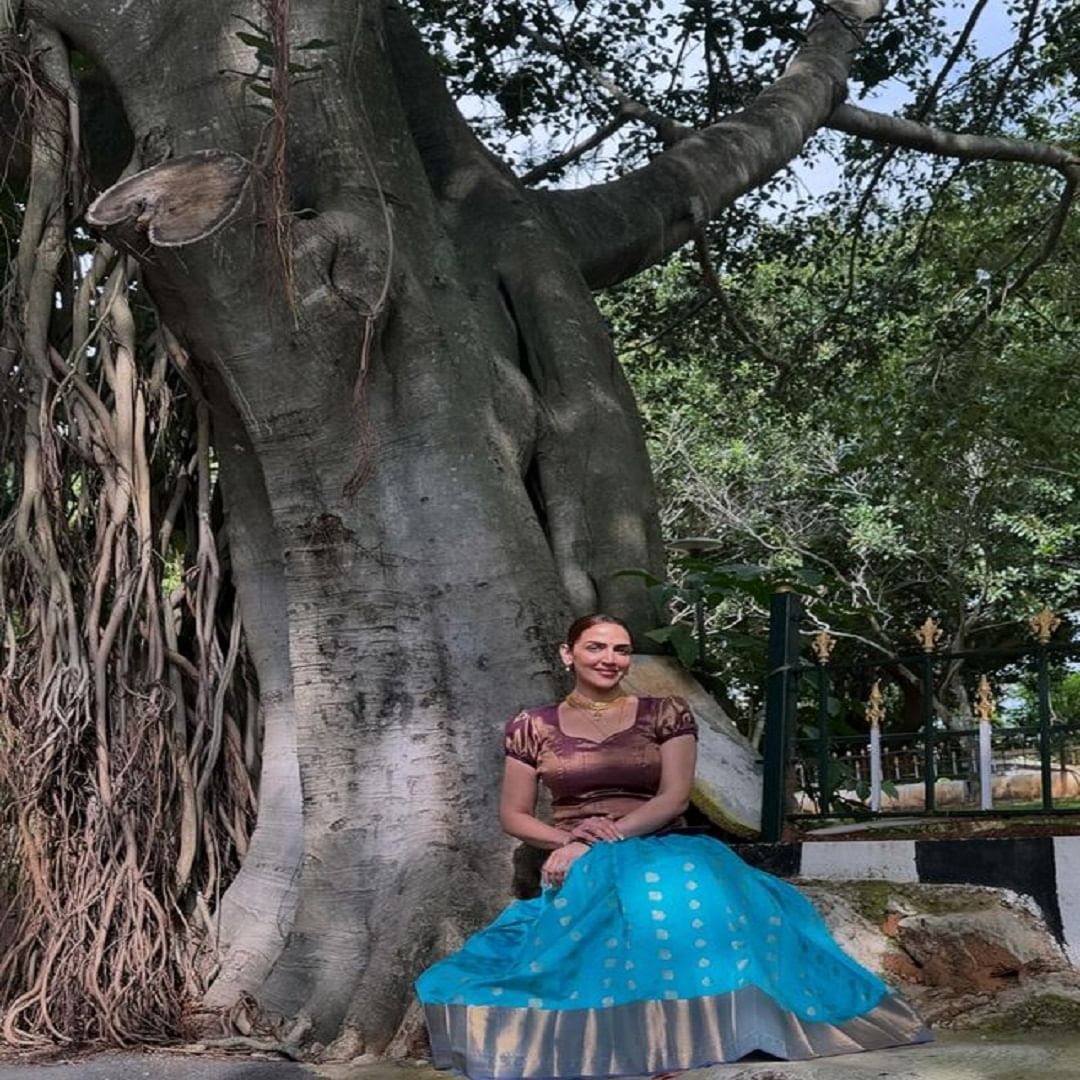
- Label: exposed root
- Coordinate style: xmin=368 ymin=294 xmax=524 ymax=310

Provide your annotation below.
xmin=0 ymin=23 xmax=256 ymax=1046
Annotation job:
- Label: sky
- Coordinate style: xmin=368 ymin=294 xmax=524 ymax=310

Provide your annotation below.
xmin=462 ymin=0 xmax=1032 ymax=204
xmin=789 ymin=0 xmax=1021 ymax=202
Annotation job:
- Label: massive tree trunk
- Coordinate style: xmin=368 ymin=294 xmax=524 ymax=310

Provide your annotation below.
xmin=24 ymin=0 xmax=683 ymax=1048
xmin=13 ymin=0 xmax=1072 ymax=1055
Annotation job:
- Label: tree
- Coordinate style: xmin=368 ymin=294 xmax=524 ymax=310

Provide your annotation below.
xmin=0 ymin=0 xmax=1076 ymax=1055
xmin=607 ymin=131 xmax=1079 ymax=732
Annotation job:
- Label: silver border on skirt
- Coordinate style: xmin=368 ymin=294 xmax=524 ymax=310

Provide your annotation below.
xmin=424 ymin=987 xmax=932 ymax=1079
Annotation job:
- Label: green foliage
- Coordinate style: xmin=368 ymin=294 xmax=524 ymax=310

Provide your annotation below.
xmin=618 ymin=559 xmax=823 ymax=668
xmin=1001 ymin=669 xmax=1080 ymax=728
xmin=604 ymin=118 xmax=1080 ymax=722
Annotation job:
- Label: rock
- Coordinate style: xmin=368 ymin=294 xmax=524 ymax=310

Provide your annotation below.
xmin=623 ymin=655 xmax=761 ymax=836
xmin=796 ymin=878 xmax=1080 ymax=1032
xmin=896 ymin=903 xmax=1069 ymax=992
xmin=800 ymin=886 xmax=891 ymax=975
xmin=961 ymin=978 xmax=1080 ymax=1030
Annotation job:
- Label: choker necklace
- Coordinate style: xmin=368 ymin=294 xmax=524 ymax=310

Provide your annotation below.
xmin=565 ymin=691 xmax=627 ymax=713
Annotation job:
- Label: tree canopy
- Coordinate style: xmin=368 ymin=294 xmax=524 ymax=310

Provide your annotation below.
xmin=605 ymin=121 xmax=1079 ymax=725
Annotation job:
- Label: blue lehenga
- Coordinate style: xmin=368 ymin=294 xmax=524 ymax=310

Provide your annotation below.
xmin=417 ymin=699 xmax=930 ymax=1078
xmin=418 ymin=834 xmax=930 ymax=1078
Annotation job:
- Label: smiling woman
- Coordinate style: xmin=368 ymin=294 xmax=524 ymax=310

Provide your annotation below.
xmin=416 ymin=615 xmax=933 ymax=1079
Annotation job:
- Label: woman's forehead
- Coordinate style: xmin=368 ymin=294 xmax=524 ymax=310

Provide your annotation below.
xmin=576 ymin=623 xmax=632 ymax=645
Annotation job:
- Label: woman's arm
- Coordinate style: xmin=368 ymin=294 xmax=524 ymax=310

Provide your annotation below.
xmin=499 ymin=757 xmax=574 ymax=850
xmin=611 ymin=735 xmax=697 ymax=839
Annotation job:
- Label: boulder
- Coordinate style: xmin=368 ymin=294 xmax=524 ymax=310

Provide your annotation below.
xmin=896 ymin=905 xmax=1068 ymax=992
xmin=622 ymin=655 xmax=761 ymax=836
xmin=798 ymin=878 xmax=1080 ymax=1031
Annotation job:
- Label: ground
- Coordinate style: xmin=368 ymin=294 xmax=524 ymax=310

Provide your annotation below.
xmin=1 ymin=1034 xmax=1079 ymax=1080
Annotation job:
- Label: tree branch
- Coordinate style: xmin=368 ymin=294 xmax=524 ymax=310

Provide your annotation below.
xmin=519 ymin=111 xmax=631 ymax=186
xmin=520 ymin=26 xmax=691 ymax=146
xmin=535 ymin=1 xmax=882 ymax=290
xmin=826 ymin=103 xmax=1080 ymax=174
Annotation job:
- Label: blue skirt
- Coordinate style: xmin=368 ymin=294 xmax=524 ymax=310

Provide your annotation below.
xmin=417 ymin=835 xmax=930 ymax=1079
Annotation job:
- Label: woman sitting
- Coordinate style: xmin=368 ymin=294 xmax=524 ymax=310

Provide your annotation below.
xmin=417 ymin=614 xmax=930 ymax=1078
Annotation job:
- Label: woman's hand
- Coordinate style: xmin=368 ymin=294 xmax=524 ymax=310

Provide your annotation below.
xmin=568 ymin=816 xmax=624 ymax=844
xmin=541 ymin=841 xmax=589 ymax=889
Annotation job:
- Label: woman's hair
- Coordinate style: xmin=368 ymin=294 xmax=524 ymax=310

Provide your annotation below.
xmin=564 ymin=613 xmax=633 ymax=649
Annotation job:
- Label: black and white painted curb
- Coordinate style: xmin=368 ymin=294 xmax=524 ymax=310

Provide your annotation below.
xmin=736 ymin=836 xmax=1080 ymax=966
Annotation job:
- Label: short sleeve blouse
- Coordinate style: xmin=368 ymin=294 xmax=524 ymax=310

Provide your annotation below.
xmin=503 ymin=695 xmax=697 ymax=826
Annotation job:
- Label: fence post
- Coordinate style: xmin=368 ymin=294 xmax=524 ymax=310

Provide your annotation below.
xmin=976 ymin=674 xmax=994 ymax=811
xmin=811 ymin=632 xmax=836 ymax=816
xmin=1038 ymin=645 xmax=1054 ymax=811
xmin=921 ymin=654 xmax=936 ymax=813
xmin=867 ymin=681 xmax=885 ymax=813
xmin=761 ymin=589 xmax=802 ymax=842
xmin=817 ymin=667 xmax=832 ymax=815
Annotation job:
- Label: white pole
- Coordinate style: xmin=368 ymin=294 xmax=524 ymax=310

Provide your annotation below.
xmin=979 ymin=717 xmax=993 ymax=810
xmin=867 ymin=681 xmax=885 ymax=812
xmin=975 ymin=675 xmax=996 ymax=811
xmin=870 ymin=726 xmax=882 ymax=812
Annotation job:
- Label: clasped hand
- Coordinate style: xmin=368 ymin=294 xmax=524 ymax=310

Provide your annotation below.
xmin=568 ymin=815 xmax=624 ymax=844
xmin=541 ymin=841 xmax=588 ymax=889
xmin=541 ymin=817 xmax=624 ymax=889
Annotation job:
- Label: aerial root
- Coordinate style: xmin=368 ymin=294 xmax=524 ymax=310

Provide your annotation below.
xmin=0 ymin=20 xmax=257 ymax=1046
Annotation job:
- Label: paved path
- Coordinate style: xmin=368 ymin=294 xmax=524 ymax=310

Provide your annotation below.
xmin=0 ymin=1053 xmax=311 ymax=1079
xmin=3 ymin=1033 xmax=1080 ymax=1080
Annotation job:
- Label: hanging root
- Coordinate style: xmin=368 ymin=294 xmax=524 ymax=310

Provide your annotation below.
xmin=0 ymin=22 xmax=257 ymax=1046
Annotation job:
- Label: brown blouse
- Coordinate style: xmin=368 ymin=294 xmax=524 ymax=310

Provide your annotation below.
xmin=504 ymin=696 xmax=698 ymax=829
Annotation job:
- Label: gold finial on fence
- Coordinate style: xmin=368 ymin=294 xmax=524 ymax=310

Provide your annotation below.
xmin=811 ymin=631 xmax=836 ymax=665
xmin=1029 ymin=608 xmax=1061 ymax=645
xmin=914 ymin=617 xmax=942 ymax=654
xmin=974 ymin=674 xmax=996 ymax=723
xmin=866 ymin=681 xmax=885 ymax=729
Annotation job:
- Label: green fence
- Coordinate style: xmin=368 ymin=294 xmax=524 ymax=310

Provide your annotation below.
xmin=760 ymin=592 xmax=1080 ymax=841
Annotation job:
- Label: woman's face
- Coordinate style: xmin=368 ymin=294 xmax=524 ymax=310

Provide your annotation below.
xmin=560 ymin=622 xmax=633 ymax=695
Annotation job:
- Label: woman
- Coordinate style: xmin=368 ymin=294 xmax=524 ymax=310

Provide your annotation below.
xmin=417 ymin=614 xmax=931 ymax=1079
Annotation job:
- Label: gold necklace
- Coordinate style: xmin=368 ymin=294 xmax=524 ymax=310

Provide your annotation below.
xmin=564 ymin=691 xmax=627 ymax=713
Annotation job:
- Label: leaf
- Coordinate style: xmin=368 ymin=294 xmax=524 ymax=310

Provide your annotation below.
xmin=647 ymin=581 xmax=678 ymax=611
xmin=645 ymin=623 xmax=698 ymax=669
xmin=236 ymin=30 xmax=275 ymax=51
xmin=298 ymin=38 xmax=337 ymax=49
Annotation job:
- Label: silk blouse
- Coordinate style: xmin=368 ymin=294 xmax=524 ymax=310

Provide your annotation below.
xmin=504 ymin=695 xmax=698 ymax=828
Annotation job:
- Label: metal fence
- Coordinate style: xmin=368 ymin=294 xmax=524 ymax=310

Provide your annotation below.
xmin=760 ymin=591 xmax=1080 ymax=841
